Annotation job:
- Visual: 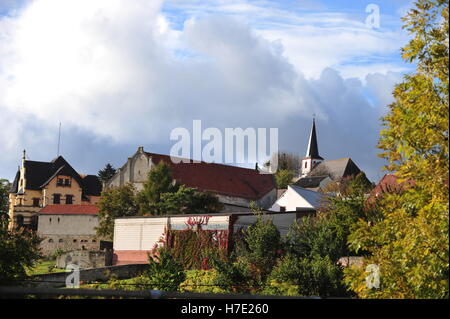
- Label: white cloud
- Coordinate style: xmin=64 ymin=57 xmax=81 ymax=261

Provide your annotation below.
xmin=0 ymin=0 xmax=407 ymax=182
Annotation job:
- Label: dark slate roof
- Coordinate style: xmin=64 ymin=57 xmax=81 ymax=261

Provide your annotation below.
xmin=82 ymin=175 xmax=103 ymax=196
xmin=308 ymin=158 xmax=362 ymax=180
xmin=9 ymin=171 xmax=20 ymax=193
xmin=294 ymin=175 xmax=329 ymax=188
xmin=305 ymin=119 xmax=323 ymax=160
xmin=9 ymin=156 xmax=102 ymax=197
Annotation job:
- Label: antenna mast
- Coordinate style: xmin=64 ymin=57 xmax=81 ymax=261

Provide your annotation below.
xmin=57 ymin=122 xmax=61 ymax=156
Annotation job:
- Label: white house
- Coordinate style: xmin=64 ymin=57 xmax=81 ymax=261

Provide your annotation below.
xmin=269 ymin=185 xmax=324 ymax=212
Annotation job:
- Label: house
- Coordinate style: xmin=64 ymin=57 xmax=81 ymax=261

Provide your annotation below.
xmin=269 ymin=185 xmax=325 ymax=213
xmin=294 ymin=119 xmax=369 ymax=191
xmin=112 ymin=211 xmax=305 ymax=265
xmin=366 ymin=174 xmax=415 ymax=204
xmin=8 ymin=151 xmax=102 ymax=230
xmin=106 ymin=146 xmax=277 ymax=211
xmin=37 ymin=204 xmax=100 ymax=255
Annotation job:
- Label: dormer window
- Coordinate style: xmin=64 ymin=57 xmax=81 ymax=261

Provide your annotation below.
xmin=57 ymin=178 xmax=64 ymax=186
xmin=64 ymin=179 xmax=71 ymax=186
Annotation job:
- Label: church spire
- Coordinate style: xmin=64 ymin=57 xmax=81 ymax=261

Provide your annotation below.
xmin=306 ymin=118 xmax=323 ymax=160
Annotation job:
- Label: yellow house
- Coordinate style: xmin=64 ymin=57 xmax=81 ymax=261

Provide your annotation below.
xmin=8 ymin=150 xmax=102 ymax=230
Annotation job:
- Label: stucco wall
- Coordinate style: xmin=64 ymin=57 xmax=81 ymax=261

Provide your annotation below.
xmin=38 ymin=214 xmax=98 ymax=236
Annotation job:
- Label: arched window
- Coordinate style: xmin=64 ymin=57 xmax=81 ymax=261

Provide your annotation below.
xmin=73 ymin=239 xmax=77 ymax=243
xmin=48 ymin=239 xmax=53 ymax=243
xmin=59 ymin=239 xmax=64 ymax=243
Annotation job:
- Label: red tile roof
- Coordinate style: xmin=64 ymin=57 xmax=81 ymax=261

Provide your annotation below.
xmin=367 ymin=174 xmax=415 ymax=204
xmin=39 ymin=204 xmax=98 ymax=215
xmin=145 ymin=152 xmax=275 ymax=200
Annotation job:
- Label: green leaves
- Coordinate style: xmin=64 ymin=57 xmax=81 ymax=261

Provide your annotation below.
xmin=274 ymin=169 xmax=295 ymax=189
xmin=96 ymin=183 xmax=139 ymax=240
xmin=345 ymin=0 xmax=449 ymax=299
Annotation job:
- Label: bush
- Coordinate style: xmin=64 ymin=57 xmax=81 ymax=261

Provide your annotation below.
xmin=179 ymin=270 xmax=228 ymax=294
xmin=265 ymin=253 xmax=349 ymax=297
xmin=143 ymin=246 xmax=186 ymax=292
xmin=212 ymin=214 xmax=282 ymax=294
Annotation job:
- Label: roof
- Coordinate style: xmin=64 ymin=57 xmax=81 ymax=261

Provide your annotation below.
xmin=144 ymin=152 xmax=275 ymax=200
xmin=305 ymin=118 xmax=323 ymax=160
xmin=294 ymin=175 xmax=329 ymax=188
xmin=39 ymin=204 xmax=99 ymax=215
xmin=288 ymin=185 xmax=324 ymax=208
xmin=367 ymin=174 xmax=415 ymax=203
xmin=9 ymin=155 xmax=102 ymax=197
xmin=308 ymin=158 xmax=362 ymax=180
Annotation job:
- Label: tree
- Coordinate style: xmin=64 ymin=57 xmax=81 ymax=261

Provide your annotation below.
xmin=213 ymin=214 xmax=282 ymax=293
xmin=158 ymin=185 xmax=223 ymax=215
xmin=274 ymin=169 xmax=295 ymax=189
xmin=96 ymin=183 xmax=140 ymax=240
xmin=345 ymin=0 xmax=449 ymax=299
xmin=264 ymin=151 xmax=300 ymax=174
xmin=137 ymin=162 xmax=177 ymax=215
xmin=0 ymin=227 xmax=42 ymax=285
xmin=0 ymin=178 xmax=42 ymax=285
xmin=97 ymin=163 xmax=116 ymax=185
xmin=0 ymin=179 xmax=10 ymax=230
xmin=137 ymin=161 xmax=222 ymax=216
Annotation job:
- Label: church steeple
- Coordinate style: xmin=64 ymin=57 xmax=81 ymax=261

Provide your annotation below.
xmin=306 ymin=118 xmax=323 ymax=160
xmin=301 ymin=118 xmax=324 ymax=177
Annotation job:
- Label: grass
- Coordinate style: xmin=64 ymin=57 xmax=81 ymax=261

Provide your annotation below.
xmin=26 ymin=259 xmax=65 ymax=276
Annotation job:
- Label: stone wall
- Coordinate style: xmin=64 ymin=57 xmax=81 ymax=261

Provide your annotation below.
xmin=39 ymin=234 xmax=100 ymax=256
xmin=56 ymin=250 xmax=113 ymax=269
xmin=28 ymin=264 xmax=149 ymax=288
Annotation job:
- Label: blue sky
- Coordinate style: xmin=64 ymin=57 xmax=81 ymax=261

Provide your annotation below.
xmin=0 ymin=0 xmax=415 ymax=183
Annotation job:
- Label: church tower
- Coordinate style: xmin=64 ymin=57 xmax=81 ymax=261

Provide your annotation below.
xmin=301 ymin=118 xmax=323 ymax=177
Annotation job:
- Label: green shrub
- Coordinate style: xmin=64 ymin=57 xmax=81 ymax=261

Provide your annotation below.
xmin=143 ymin=246 xmax=186 ymax=292
xmin=265 ymin=253 xmax=348 ymax=297
xmin=179 ymin=270 xmax=227 ymax=294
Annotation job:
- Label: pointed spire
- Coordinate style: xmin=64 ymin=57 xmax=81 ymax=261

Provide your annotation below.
xmin=305 ymin=118 xmax=323 ymax=160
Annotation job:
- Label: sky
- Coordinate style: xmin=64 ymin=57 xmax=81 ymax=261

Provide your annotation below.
xmin=0 ymin=0 xmax=415 ymax=183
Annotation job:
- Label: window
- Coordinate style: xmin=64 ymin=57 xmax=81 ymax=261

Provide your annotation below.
xmin=280 ymin=206 xmax=286 ymax=212
xmin=73 ymin=239 xmax=77 ymax=243
xmin=57 ymin=178 xmax=64 ymax=186
xmin=48 ymin=239 xmax=53 ymax=243
xmin=57 ymin=217 xmax=60 ymax=223
xmin=305 ymin=161 xmax=308 ymax=168
xmin=64 ymin=179 xmax=71 ymax=186
xmin=66 ymin=195 xmax=73 ymax=205
xmin=53 ymin=194 xmax=61 ymax=204
xmin=59 ymin=239 xmax=64 ymax=243
xmin=49 ymin=218 xmax=52 ymax=223
xmin=33 ymin=198 xmax=40 ymax=207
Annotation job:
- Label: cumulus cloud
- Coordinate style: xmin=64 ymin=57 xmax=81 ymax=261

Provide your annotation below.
xmin=0 ymin=0 xmax=405 ymax=182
